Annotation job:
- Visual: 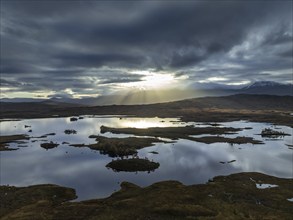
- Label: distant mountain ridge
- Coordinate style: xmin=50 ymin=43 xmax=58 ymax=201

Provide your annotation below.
xmin=1 ymin=81 xmax=291 ymax=106
xmin=0 ymin=98 xmax=46 ymax=103
xmin=1 ymin=94 xmax=292 ymax=121
xmin=242 ymin=81 xmax=283 ymax=89
xmin=239 ymin=81 xmax=292 ymax=96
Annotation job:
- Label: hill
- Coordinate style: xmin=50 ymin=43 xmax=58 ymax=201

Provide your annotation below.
xmin=1 ymin=94 xmax=292 ymax=127
xmin=239 ymin=81 xmax=292 ymax=96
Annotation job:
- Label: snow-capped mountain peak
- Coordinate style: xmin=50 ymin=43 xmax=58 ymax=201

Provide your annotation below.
xmin=243 ymin=81 xmax=282 ymax=89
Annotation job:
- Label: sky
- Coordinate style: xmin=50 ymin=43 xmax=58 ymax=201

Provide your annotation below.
xmin=0 ymin=0 xmax=292 ymax=99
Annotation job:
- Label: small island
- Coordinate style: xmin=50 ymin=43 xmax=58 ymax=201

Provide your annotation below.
xmin=100 ymin=125 xmax=242 ymax=140
xmin=106 ymin=158 xmax=160 ymax=172
xmin=261 ymin=128 xmax=290 ymax=138
xmin=76 ymin=135 xmax=168 ymax=158
xmin=0 ymin=135 xmax=29 ymax=151
xmin=40 ymin=142 xmax=59 ymax=150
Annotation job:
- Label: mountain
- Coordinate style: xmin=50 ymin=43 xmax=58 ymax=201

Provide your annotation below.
xmin=42 ymin=89 xmax=233 ymax=106
xmin=71 ymin=89 xmax=233 ymax=106
xmin=239 ymin=81 xmax=292 ymax=96
xmin=1 ymin=94 xmax=292 ymax=122
xmin=40 ymin=100 xmax=83 ymax=107
xmin=0 ymin=98 xmax=46 ymax=103
xmin=1 ymin=81 xmax=291 ymax=106
xmin=242 ymin=81 xmax=281 ymax=89
xmin=167 ymin=94 xmax=293 ymax=110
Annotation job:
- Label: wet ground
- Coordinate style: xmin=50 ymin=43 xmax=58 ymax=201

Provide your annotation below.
xmin=0 ymin=116 xmax=292 ymax=200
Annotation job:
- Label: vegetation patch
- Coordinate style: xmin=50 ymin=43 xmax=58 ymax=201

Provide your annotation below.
xmin=260 ymin=128 xmax=290 ymax=138
xmin=189 ymin=136 xmax=264 ymax=144
xmin=64 ymin=129 xmax=77 ymax=134
xmin=0 ymin=135 xmax=29 ymax=151
xmin=69 ymin=143 xmax=86 ymax=147
xmin=106 ymin=158 xmax=160 ymax=172
xmin=31 ymin=133 xmax=56 ymax=139
xmin=86 ymin=135 xmax=167 ymax=157
xmin=0 ymin=184 xmax=76 ymax=219
xmin=99 ymin=126 xmax=266 ymax=145
xmin=0 ymin=172 xmax=292 ymax=219
xmin=100 ymin=125 xmax=241 ymax=140
xmin=40 ymin=142 xmax=59 ymax=150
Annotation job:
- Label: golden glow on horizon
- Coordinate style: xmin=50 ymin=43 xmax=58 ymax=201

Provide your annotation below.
xmin=226 ymin=80 xmax=251 ymax=85
xmin=124 ymin=71 xmax=176 ymax=90
xmin=199 ymin=77 xmax=228 ymax=83
xmin=0 ymin=90 xmax=55 ymax=99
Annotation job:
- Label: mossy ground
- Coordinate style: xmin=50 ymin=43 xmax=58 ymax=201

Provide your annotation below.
xmin=1 ymin=172 xmax=292 ymax=220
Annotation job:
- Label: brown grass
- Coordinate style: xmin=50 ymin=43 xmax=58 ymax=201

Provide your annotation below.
xmin=1 ymin=172 xmax=292 ymax=219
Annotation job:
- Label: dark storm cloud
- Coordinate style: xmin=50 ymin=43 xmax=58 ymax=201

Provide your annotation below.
xmin=100 ymin=77 xmax=143 ymax=85
xmin=170 ymin=51 xmax=207 ymax=68
xmin=1 ymin=0 xmax=292 ymax=97
xmin=279 ymin=50 xmax=293 ymax=58
xmin=55 ymin=53 xmax=144 ymax=68
xmin=0 ymin=79 xmax=22 ymax=87
xmin=262 ymin=26 xmax=293 ymax=46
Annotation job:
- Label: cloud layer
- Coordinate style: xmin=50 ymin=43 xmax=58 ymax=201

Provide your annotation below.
xmin=1 ymin=1 xmax=292 ymax=98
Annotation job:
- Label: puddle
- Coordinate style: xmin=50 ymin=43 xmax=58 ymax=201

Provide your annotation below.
xmin=256 ymin=183 xmax=278 ymax=189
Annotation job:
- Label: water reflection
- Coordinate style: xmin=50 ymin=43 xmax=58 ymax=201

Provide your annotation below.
xmin=0 ymin=117 xmax=292 ymax=200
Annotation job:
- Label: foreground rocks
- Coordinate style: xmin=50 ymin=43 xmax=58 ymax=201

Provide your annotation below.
xmin=1 ymin=172 xmax=292 ymax=220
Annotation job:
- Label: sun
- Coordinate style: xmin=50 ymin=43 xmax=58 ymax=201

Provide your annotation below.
xmin=125 ymin=71 xmax=176 ymax=90
xmin=142 ymin=73 xmax=175 ymax=89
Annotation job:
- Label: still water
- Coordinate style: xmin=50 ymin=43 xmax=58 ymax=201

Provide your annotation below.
xmin=0 ymin=116 xmax=292 ymax=200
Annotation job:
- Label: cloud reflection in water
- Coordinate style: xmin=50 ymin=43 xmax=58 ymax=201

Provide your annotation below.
xmin=0 ymin=117 xmax=292 ymax=200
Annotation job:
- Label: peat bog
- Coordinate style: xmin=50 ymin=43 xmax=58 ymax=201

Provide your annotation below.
xmin=0 ymin=109 xmax=292 ymax=219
